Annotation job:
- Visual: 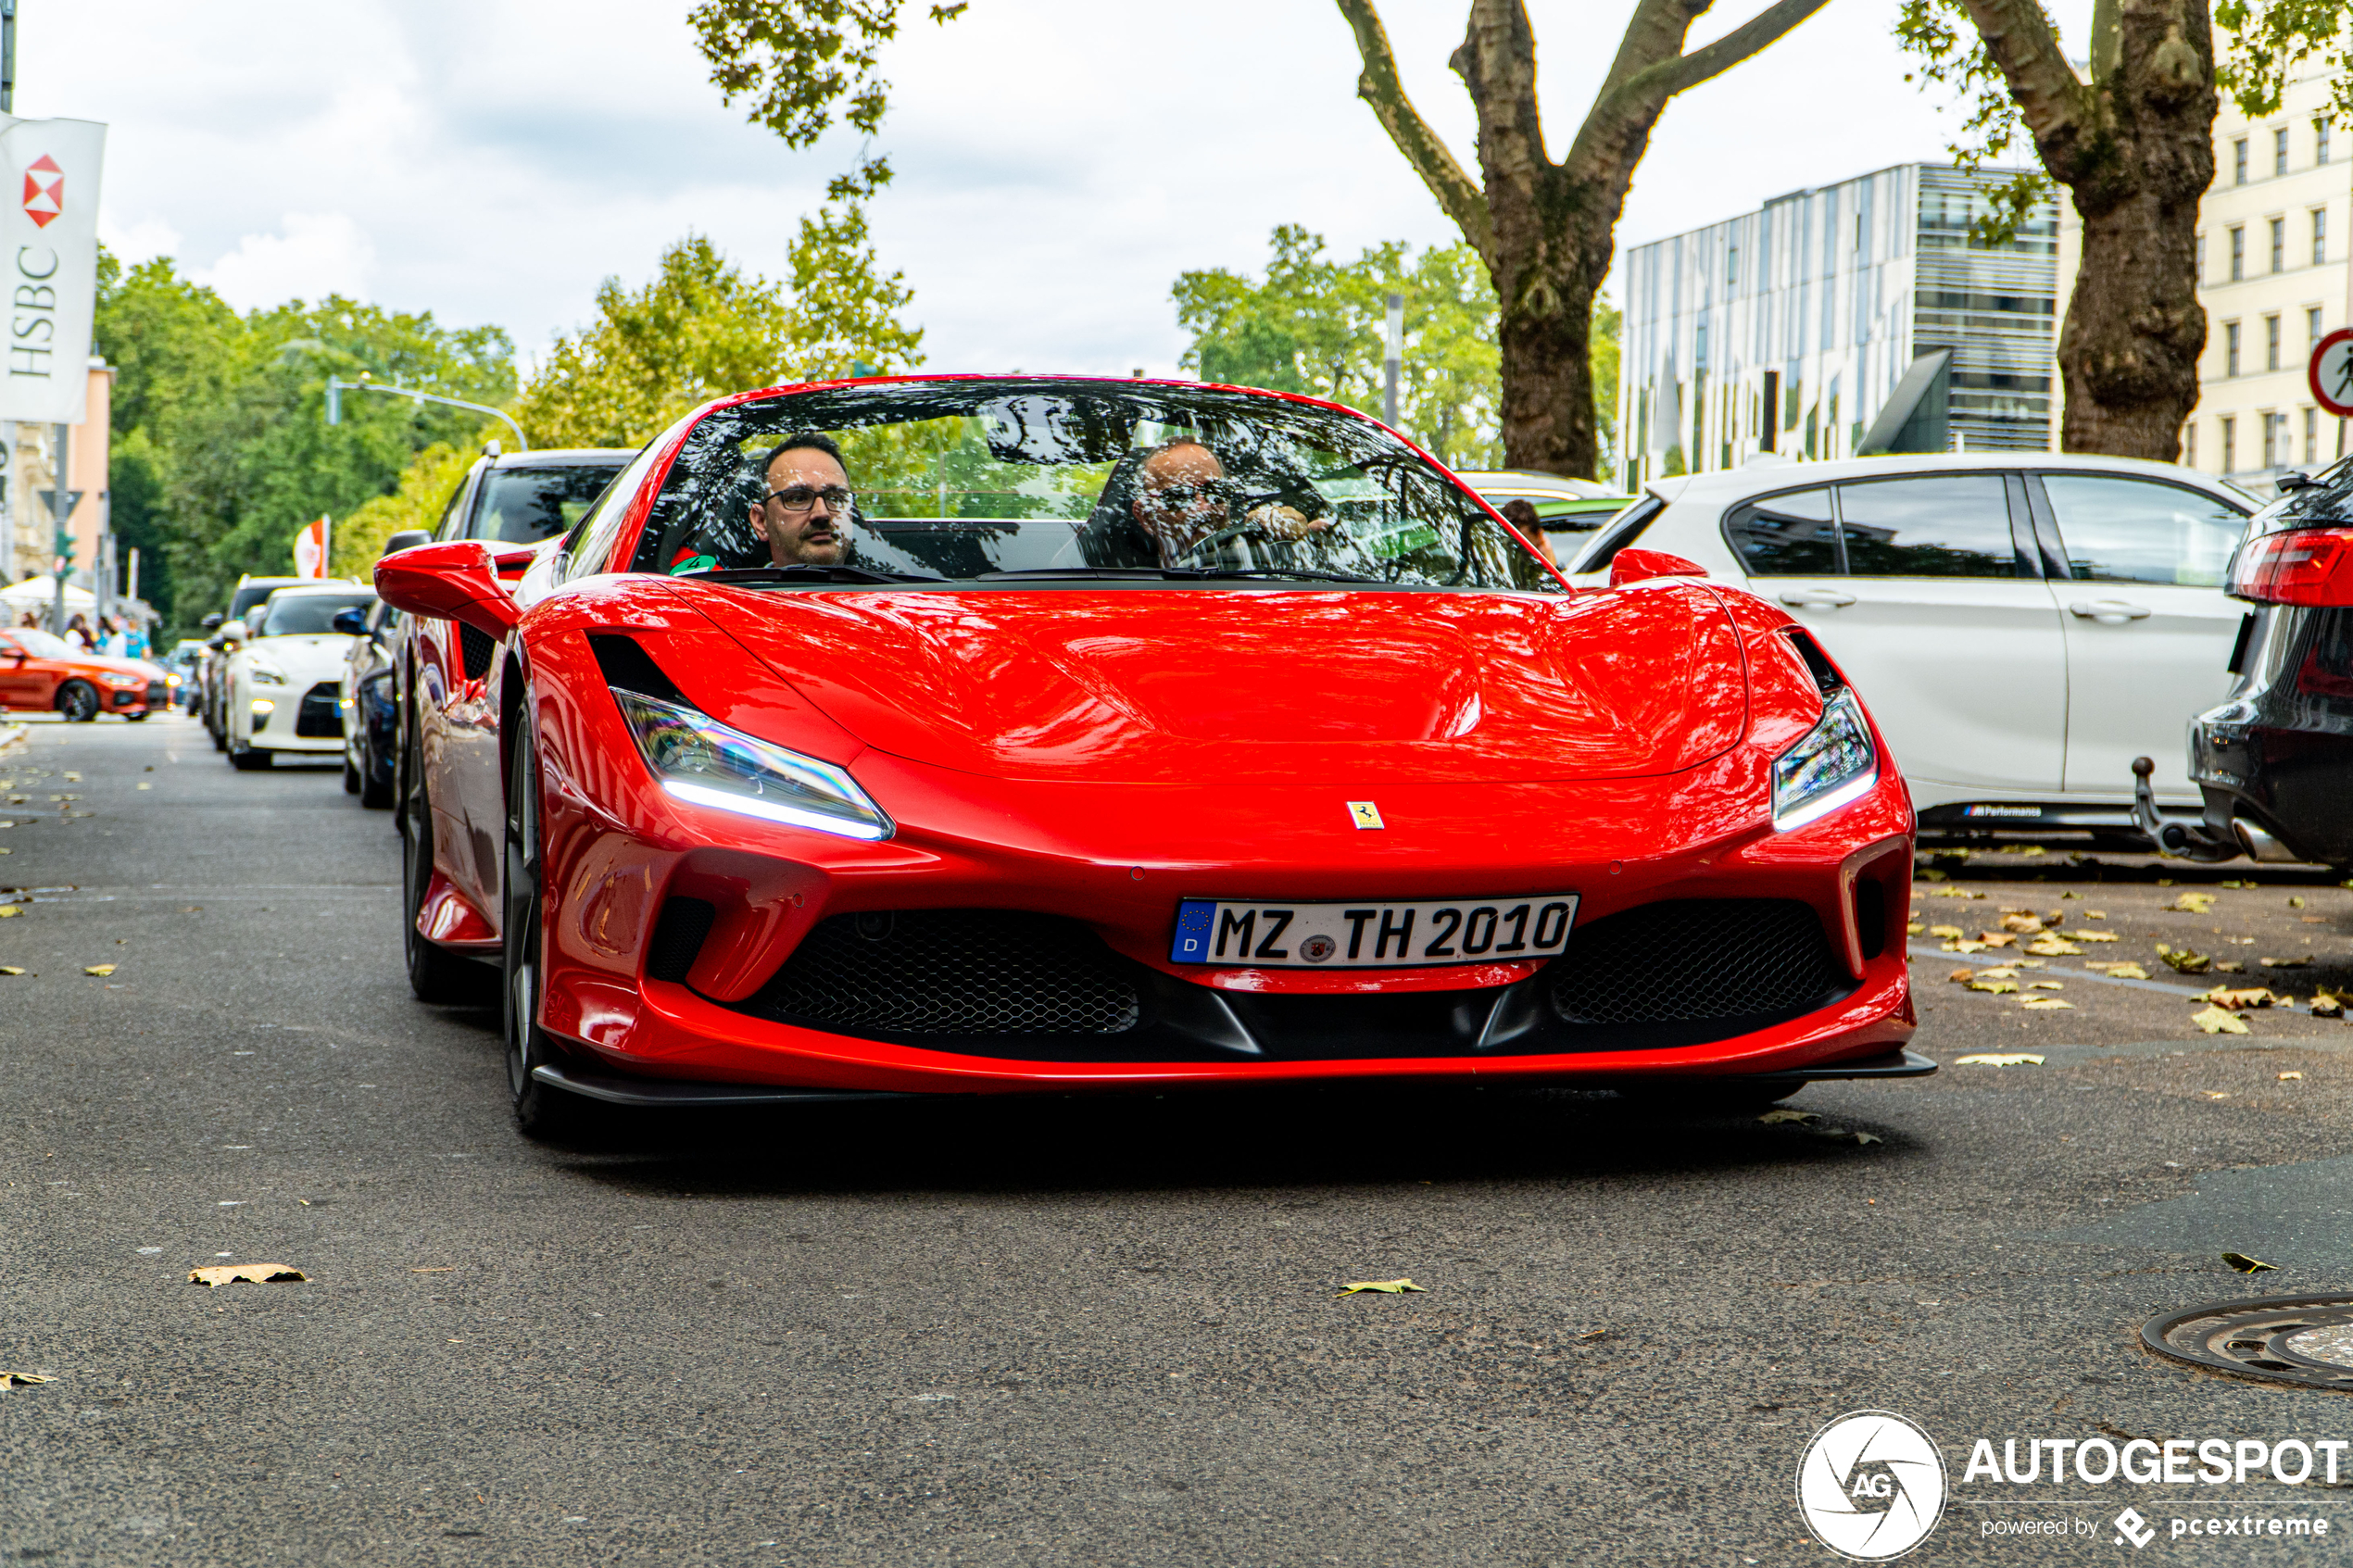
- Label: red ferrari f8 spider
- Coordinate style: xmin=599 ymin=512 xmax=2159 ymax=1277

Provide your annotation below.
xmin=374 ymin=376 xmax=1923 ymax=1135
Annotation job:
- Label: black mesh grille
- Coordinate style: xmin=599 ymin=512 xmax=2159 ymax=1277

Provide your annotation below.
xmin=749 ymin=909 xmax=1140 ymax=1035
xmin=145 ymin=679 xmax=168 ymax=706
xmin=459 ymin=622 xmax=497 ymax=680
xmin=645 ymin=897 xmax=717 ymax=983
xmin=1549 ymin=899 xmax=1845 ymax=1024
xmin=295 ymin=681 xmax=344 ymax=737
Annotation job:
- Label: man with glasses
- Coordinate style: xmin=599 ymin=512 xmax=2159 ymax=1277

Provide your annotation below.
xmin=1128 ymin=439 xmax=1326 ymax=565
xmin=673 ymin=433 xmax=858 ymax=573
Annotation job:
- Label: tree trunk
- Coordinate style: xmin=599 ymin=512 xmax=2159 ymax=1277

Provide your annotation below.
xmin=1494 ymin=251 xmax=1600 ymax=476
xmin=1959 ymin=0 xmax=2214 ymax=459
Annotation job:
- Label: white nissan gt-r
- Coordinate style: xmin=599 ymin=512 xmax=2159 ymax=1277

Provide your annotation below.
xmin=222 ymin=583 xmax=377 ymax=770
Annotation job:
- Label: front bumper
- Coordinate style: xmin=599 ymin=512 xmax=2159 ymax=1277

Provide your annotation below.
xmin=529 ymin=734 xmax=1919 ymax=1097
xmin=247 ymin=679 xmax=346 ymax=751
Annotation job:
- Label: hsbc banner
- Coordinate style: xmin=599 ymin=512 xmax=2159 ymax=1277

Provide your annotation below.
xmin=0 ymin=115 xmax=106 ymax=424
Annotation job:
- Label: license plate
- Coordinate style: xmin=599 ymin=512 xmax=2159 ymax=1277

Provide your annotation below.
xmin=1169 ymin=896 xmax=1579 ymax=969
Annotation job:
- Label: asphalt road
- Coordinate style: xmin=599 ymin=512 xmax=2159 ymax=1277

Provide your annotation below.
xmin=11 ymin=712 xmax=2353 ymax=1565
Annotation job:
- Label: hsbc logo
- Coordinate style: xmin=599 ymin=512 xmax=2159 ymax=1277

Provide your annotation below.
xmin=21 ymin=152 xmax=59 ymax=229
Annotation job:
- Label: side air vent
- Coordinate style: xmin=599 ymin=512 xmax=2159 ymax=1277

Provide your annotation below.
xmin=645 ymin=897 xmax=718 ymax=983
xmin=459 ymin=622 xmax=497 ymax=681
xmin=587 ymin=633 xmax=688 ymax=704
xmin=1854 ymin=878 xmax=1886 ymax=960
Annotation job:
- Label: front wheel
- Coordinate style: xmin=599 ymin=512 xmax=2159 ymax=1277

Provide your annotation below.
xmin=56 ymin=681 xmax=98 ymax=722
xmin=503 ymin=710 xmax=586 ymax=1139
xmin=399 ymin=707 xmax=489 ymax=1003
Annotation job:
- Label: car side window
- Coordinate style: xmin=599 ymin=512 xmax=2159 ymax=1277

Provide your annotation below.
xmin=1724 ymin=487 xmax=1839 ymax=575
xmin=434 ymin=469 xmax=477 ymax=543
xmin=2038 ymin=474 xmax=2246 ymax=587
xmin=560 ymin=441 xmax=670 ymax=583
xmin=1835 ymin=474 xmax=2026 ymax=578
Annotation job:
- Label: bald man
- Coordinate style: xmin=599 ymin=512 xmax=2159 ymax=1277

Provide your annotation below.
xmin=1129 ymin=440 xmax=1325 ymax=566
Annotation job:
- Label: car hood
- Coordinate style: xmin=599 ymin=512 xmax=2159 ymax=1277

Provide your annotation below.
xmin=678 ymin=583 xmax=1748 ymax=785
xmin=73 ymin=654 xmax=161 ymax=679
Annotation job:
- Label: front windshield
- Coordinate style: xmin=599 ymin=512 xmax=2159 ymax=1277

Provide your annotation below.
xmin=260 ymin=592 xmax=374 ymax=637
xmin=631 ymin=380 xmax=1557 ymax=592
xmin=472 ymin=463 xmax=624 ymax=543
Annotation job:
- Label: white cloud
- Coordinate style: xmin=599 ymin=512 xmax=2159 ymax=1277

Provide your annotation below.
xmin=194 ymin=213 xmax=376 ymax=311
xmin=96 ymin=212 xmax=180 ymax=265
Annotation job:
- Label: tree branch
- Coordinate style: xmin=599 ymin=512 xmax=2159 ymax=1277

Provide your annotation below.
xmin=1334 ymin=0 xmax=1495 ymax=263
xmin=1451 ymin=0 xmax=1548 ymax=200
xmin=1567 ymin=0 xmax=1831 ymax=182
xmin=1956 ymin=0 xmax=2100 ymax=168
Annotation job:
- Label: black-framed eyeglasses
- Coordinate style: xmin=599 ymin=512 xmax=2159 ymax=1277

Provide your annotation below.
xmin=1143 ymin=481 xmax=1236 ymax=509
xmin=763 ymin=484 xmax=855 ymax=515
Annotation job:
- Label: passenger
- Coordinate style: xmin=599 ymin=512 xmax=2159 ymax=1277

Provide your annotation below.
xmin=700 ymin=432 xmax=856 ymax=571
xmin=1129 ymin=440 xmax=1327 ymax=566
xmin=1498 ymin=497 xmax=1559 ymax=567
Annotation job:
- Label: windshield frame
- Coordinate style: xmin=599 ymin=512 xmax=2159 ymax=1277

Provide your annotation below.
xmin=598 ymin=375 xmax=1567 ymax=594
xmin=258 ymin=591 xmax=377 ymax=638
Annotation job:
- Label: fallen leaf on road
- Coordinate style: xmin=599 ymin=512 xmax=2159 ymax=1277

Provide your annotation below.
xmin=188 ymin=1264 xmax=308 ymax=1287
xmin=0 ymin=967 xmax=22 ymax=976
xmin=134 ymin=783 xmax=151 ymax=790
xmin=2024 ymin=937 xmax=2083 ymax=956
xmin=2158 ymin=947 xmax=2213 ymax=973
xmin=2000 ymin=913 xmax=2046 ymax=934
xmin=2205 ymin=1091 xmax=2233 ymax=1099
xmin=2199 ymin=986 xmax=2274 ymax=1009
xmin=1337 ymin=1278 xmax=1425 ymax=1297
xmin=2260 ymin=956 xmax=2312 ymax=969
xmin=1954 ymin=1053 xmax=2045 ymax=1066
xmin=82 ymin=965 xmax=114 ymax=977
xmin=2281 ymin=1072 xmax=2306 ymax=1080
xmin=2084 ymin=910 xmax=2108 ymax=919
xmin=1757 ymin=1109 xmax=1818 ymax=1124
xmin=0 ymin=905 xmax=19 ymax=918
xmin=2191 ymin=1006 xmax=2251 ymax=1035
xmin=1805 ymin=1127 xmax=1883 ymax=1146
xmin=1974 ymin=966 xmax=2020 ymax=980
xmin=409 ymin=1266 xmax=458 ymax=1273
xmin=2021 ymin=997 xmax=2074 ymax=1010
xmin=1973 ymin=932 xmax=2018 ymax=947
xmin=2100 ymin=963 xmax=2151 ymax=980
xmin=2030 ymin=981 xmax=2066 ymax=991
xmin=2222 ymin=1252 xmax=2279 ymax=1273
xmin=1929 ymin=924 xmax=1964 ymax=938
xmin=2311 ymin=994 xmax=2344 ymax=1019
xmin=1946 ymin=968 xmax=1977 ymax=984
xmin=0 ymin=1372 xmax=51 ymax=1389
xmin=2290 ymin=897 xmax=2308 ymax=909
xmin=2216 ymin=960 xmax=2246 ymax=973
xmin=1906 ymin=922 xmax=1924 ymax=935
xmin=1968 ymin=980 xmax=2019 ymax=994
xmin=2066 ymin=930 xmax=2120 ymax=942
xmin=2171 ymin=892 xmax=2219 ymax=913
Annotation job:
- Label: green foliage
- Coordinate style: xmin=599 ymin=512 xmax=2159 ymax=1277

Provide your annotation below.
xmin=514 ymin=224 xmax=921 ymax=451
xmin=1174 ymin=227 xmax=1620 ymax=476
xmin=2217 ymin=0 xmax=2353 ymax=120
xmin=1894 ymin=0 xmax=2057 ymax=245
xmin=92 ymin=251 xmax=516 ymax=630
xmin=333 ymin=443 xmax=477 ymax=579
xmin=687 ymin=0 xmax=969 ymax=197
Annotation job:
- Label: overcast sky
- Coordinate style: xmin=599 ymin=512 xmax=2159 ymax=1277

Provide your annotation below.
xmin=41 ymin=0 xmax=2092 ymax=379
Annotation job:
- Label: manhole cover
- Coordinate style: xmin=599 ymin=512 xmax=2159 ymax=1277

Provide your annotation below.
xmin=2143 ymin=1294 xmax=2353 ymax=1390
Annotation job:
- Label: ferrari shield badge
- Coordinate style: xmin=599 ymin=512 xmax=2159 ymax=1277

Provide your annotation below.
xmin=1347 ymin=801 xmax=1385 ymax=830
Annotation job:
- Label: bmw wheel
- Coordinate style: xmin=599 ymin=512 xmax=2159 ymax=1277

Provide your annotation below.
xmin=399 ymin=706 xmax=486 ymax=1003
xmin=56 ymin=680 xmax=98 ymax=723
xmin=502 ymin=709 xmax=583 ymax=1138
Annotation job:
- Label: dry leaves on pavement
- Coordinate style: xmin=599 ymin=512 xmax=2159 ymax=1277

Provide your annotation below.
xmin=2021 ymin=997 xmax=2074 ymax=1010
xmin=2171 ymin=892 xmax=2219 ymax=914
xmin=2085 ymin=961 xmax=2151 ymax=980
xmin=2312 ymin=995 xmax=2345 ymax=1019
xmin=1999 ymin=913 xmax=2047 ymax=935
xmin=1757 ymin=1109 xmax=1817 ymax=1124
xmin=1337 ymin=1279 xmax=1425 ymax=1297
xmin=2157 ymin=946 xmax=2213 ymax=974
xmin=2191 ymin=1006 xmax=2252 ymax=1035
xmin=2024 ymin=936 xmax=2083 ymax=957
xmin=0 ymin=1372 xmax=51 ymax=1389
xmin=2222 ymin=1252 xmax=2279 ymax=1273
xmin=2260 ymin=956 xmax=2312 ymax=969
xmin=2199 ymin=986 xmax=2276 ymax=1010
xmin=1929 ymin=924 xmax=1965 ymax=939
xmin=82 ymin=965 xmax=114 ymax=977
xmin=1954 ymin=1053 xmax=2045 ymax=1066
xmin=187 ymin=1264 xmax=308 ymax=1288
xmin=2066 ymin=930 xmax=2120 ymax=942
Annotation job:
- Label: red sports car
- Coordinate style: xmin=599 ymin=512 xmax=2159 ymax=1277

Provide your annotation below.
xmin=375 ymin=376 xmax=1922 ymax=1135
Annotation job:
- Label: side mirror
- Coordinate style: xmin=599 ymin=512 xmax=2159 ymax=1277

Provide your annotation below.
xmin=219 ymin=620 xmax=247 ymax=643
xmin=374 ymin=540 xmax=522 ymax=639
xmin=383 ymin=529 xmax=434 ymax=557
xmin=330 ymin=607 xmax=369 ymax=635
xmin=1608 ymin=548 xmax=1710 ymax=588
xmin=2278 ymin=470 xmax=2316 ymax=492
xmin=200 ymin=612 xmax=224 ymax=632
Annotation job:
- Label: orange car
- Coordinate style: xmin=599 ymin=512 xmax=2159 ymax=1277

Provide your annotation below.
xmin=0 ymin=626 xmax=170 ymax=721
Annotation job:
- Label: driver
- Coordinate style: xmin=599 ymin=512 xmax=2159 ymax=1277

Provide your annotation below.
xmin=736 ymin=433 xmax=856 ymax=568
xmin=1129 ymin=440 xmax=1328 ymax=566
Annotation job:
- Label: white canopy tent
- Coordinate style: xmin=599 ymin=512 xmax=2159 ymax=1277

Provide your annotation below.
xmin=0 ymin=576 xmax=97 ymax=614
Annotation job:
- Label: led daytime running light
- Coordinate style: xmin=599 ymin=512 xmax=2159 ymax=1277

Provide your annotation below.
xmin=612 ymin=688 xmax=892 ymax=842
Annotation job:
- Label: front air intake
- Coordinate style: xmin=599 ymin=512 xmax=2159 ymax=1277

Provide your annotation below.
xmin=644 ymin=897 xmax=718 ymax=983
xmin=742 ymin=910 xmax=1141 ymax=1035
xmin=1549 ymin=898 xmax=1848 ymax=1025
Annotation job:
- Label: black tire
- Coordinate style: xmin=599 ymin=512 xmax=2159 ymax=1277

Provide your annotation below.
xmin=342 ymin=753 xmax=361 ymax=794
xmin=503 ymin=710 xmax=586 ymax=1139
xmin=358 ymin=725 xmax=394 ymax=809
xmin=56 ymin=680 xmax=98 ymax=722
xmin=208 ymin=700 xmax=226 ymax=750
xmin=399 ymin=708 xmax=487 ymax=1003
xmin=125 ymin=711 xmax=149 ymax=723
xmin=228 ymin=746 xmax=271 ymax=771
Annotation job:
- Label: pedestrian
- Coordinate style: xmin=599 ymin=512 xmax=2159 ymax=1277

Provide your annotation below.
xmin=64 ymin=613 xmax=92 ymax=651
xmin=99 ymin=616 xmax=128 ymax=657
xmin=1498 ymin=497 xmax=1558 ymax=568
xmin=124 ymin=619 xmax=149 ymax=660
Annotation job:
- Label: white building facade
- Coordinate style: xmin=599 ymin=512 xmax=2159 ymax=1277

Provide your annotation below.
xmin=1617 ymin=164 xmax=2059 ymax=490
xmin=2054 ymin=63 xmax=2350 ymax=487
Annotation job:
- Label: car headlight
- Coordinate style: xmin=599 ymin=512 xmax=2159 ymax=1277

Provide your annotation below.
xmin=99 ymin=671 xmax=142 ymax=687
xmin=612 ymin=689 xmax=893 ymax=842
xmin=1771 ymin=687 xmax=1877 ymax=831
xmin=247 ymin=659 xmax=288 ymax=686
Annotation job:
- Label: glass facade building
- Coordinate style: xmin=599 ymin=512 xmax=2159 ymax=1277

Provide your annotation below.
xmin=1617 ymin=164 xmax=2058 ymax=489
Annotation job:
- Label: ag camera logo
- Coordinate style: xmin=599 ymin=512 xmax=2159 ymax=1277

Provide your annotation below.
xmin=1796 ymin=1411 xmax=1948 ymax=1560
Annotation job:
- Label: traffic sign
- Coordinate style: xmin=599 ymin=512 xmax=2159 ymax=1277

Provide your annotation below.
xmin=2310 ymin=328 xmax=2353 ymax=418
